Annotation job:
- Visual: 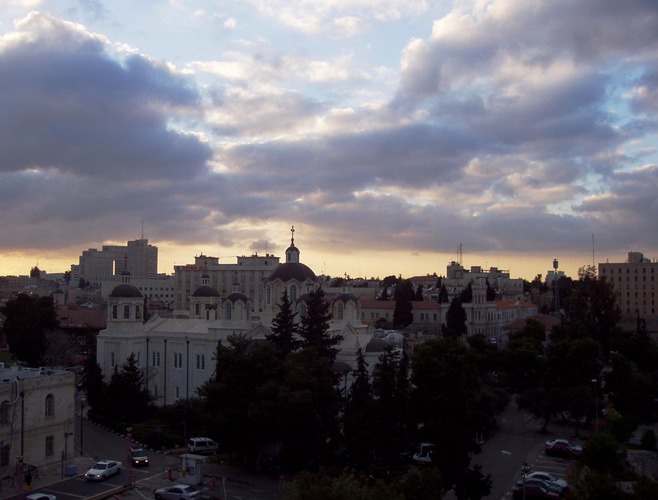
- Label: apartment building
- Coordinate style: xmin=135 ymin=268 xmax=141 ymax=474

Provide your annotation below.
xmin=76 ymin=238 xmax=158 ymax=284
xmin=599 ymin=251 xmax=657 ymax=329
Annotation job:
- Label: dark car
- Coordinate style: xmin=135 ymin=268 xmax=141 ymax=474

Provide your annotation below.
xmin=512 ymin=482 xmax=561 ymax=499
xmin=129 ymin=448 xmax=149 ymax=466
xmin=545 ymin=438 xmax=583 ymax=459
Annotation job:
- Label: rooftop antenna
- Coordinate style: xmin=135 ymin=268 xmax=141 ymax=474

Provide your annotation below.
xmin=141 ymin=219 xmax=144 ymax=239
xmin=592 ymin=233 xmax=595 ymax=268
xmin=459 ymin=243 xmax=463 ymax=265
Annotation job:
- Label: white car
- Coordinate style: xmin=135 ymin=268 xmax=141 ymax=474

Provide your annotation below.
xmin=524 ymin=471 xmax=568 ymax=491
xmin=412 ymin=443 xmax=435 ymax=464
xmin=26 ymin=495 xmax=57 ymax=500
xmin=84 ymin=460 xmax=122 ymax=481
xmin=154 ymin=484 xmax=201 ymax=499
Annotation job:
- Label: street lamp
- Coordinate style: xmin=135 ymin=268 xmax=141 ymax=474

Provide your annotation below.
xmin=80 ymin=397 xmax=86 ymax=455
xmin=521 ymin=461 xmax=531 ymax=500
xmin=592 ymin=379 xmax=598 ymax=433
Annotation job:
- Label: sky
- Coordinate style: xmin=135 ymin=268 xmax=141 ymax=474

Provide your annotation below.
xmin=0 ymin=0 xmax=657 ymax=282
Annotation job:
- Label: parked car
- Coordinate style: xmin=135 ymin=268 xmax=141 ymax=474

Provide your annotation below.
xmin=545 ymin=438 xmax=583 ymax=459
xmin=154 ymin=484 xmax=201 ymax=499
xmin=524 ymin=471 xmax=568 ymax=491
xmin=512 ymin=482 xmax=561 ymax=499
xmin=129 ymin=447 xmax=149 ymax=466
xmin=515 ymin=478 xmax=563 ymax=496
xmin=187 ymin=437 xmax=219 ymax=454
xmin=84 ymin=460 xmax=122 ymax=480
xmin=26 ymin=495 xmax=57 ymax=500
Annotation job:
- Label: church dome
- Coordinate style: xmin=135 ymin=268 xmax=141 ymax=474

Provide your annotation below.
xmin=268 ymin=262 xmax=316 ymax=282
xmin=109 ymin=283 xmax=142 ymax=298
xmin=192 ymin=285 xmax=220 ymax=297
xmin=226 ymin=292 xmax=249 ymax=303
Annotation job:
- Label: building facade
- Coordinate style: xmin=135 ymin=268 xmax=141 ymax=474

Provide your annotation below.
xmin=76 ymin=238 xmax=158 ymax=284
xmin=0 ymin=366 xmax=76 ymax=477
xmin=599 ymin=251 xmax=657 ymax=329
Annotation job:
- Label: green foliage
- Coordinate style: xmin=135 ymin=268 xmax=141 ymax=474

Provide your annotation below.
xmin=29 ymin=266 xmax=41 ymax=278
xmin=605 ymin=353 xmax=655 ymax=422
xmin=569 ymin=470 xmax=629 ymax=500
xmin=342 ymin=349 xmax=374 ymax=471
xmin=454 ymin=464 xmax=492 ymax=500
xmin=410 ymin=339 xmax=484 ymax=487
xmin=414 ymin=284 xmax=424 ymax=301
xmin=485 ymin=279 xmax=496 ymax=301
xmin=267 ymin=289 xmax=300 ymax=357
xmin=443 ymin=296 xmax=467 ymax=339
xmin=102 ymin=353 xmax=155 ymax=427
xmin=501 ymin=337 xmax=545 ymax=393
xmin=438 ymin=284 xmax=449 ymax=303
xmin=393 ymin=280 xmax=414 ymax=328
xmin=81 ymin=356 xmax=106 ymax=414
xmin=458 ymin=283 xmax=473 ymax=303
xmin=2 ymin=294 xmax=58 ymax=366
xmin=299 ymin=287 xmax=342 ymax=362
xmin=282 ymin=467 xmax=444 ymax=500
xmin=640 ymin=428 xmax=657 ymax=451
xmin=583 ymin=431 xmax=625 ymax=476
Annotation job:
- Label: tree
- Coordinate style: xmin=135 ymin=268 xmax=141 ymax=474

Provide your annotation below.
xmin=414 ymin=284 xmax=424 ymax=301
xmin=267 ymin=290 xmax=300 ymax=357
xmin=458 ymin=283 xmax=473 ymax=303
xmin=443 ymin=296 xmax=467 ymax=339
xmin=438 ymin=284 xmax=449 ymax=304
xmin=81 ymin=356 xmax=107 ymax=414
xmin=299 ymin=287 xmax=342 ymax=362
xmin=63 ymin=270 xmax=72 ymax=285
xmin=30 ymin=266 xmax=41 ymax=278
xmin=411 ymin=339 xmax=484 ymax=488
xmin=3 ymin=294 xmax=58 ymax=366
xmin=104 ymin=353 xmax=155 ymax=426
xmin=342 ymin=349 xmax=374 ymax=471
xmin=454 ymin=464 xmax=492 ymax=500
xmin=393 ymin=280 xmax=414 ymax=328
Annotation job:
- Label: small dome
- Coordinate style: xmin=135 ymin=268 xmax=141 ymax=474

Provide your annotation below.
xmin=226 ymin=292 xmax=249 ymax=303
xmin=109 ymin=283 xmax=142 ymax=298
xmin=334 ymin=293 xmax=357 ymax=303
xmin=268 ymin=262 xmax=316 ymax=282
xmin=365 ymin=337 xmax=390 ymax=353
xmin=192 ymin=285 xmax=220 ymax=297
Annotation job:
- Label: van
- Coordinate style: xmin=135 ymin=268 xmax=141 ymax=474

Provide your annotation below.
xmin=187 ymin=437 xmax=219 ymax=454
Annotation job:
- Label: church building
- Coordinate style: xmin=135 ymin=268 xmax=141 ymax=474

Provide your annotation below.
xmin=96 ymin=228 xmax=372 ymax=406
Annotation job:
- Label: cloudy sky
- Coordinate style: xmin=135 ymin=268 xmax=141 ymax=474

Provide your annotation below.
xmin=1 ymin=0 xmax=657 ymax=281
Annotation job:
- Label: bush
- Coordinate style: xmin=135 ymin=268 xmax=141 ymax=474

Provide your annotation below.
xmin=640 ymin=428 xmax=657 ymax=451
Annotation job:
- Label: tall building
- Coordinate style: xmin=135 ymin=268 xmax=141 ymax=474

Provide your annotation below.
xmin=77 ymin=239 xmax=158 ymax=284
xmin=599 ymin=251 xmax=657 ymax=329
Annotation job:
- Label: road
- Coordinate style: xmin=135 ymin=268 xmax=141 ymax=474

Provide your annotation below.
xmin=472 ymin=401 xmax=581 ymax=499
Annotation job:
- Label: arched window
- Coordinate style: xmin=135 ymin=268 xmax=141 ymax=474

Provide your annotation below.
xmin=195 ymin=303 xmax=200 ymax=316
xmin=112 ymin=305 xmax=118 ymax=319
xmin=290 ymin=285 xmax=298 ymax=301
xmin=45 ymin=394 xmax=55 ymax=418
xmin=336 ymin=303 xmax=344 ymax=320
xmin=224 ymin=302 xmax=232 ymax=320
xmin=299 ymin=303 xmax=307 ymax=318
xmin=0 ymin=402 xmax=9 ymax=425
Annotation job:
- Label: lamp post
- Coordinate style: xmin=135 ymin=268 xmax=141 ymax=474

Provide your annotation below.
xmin=80 ymin=397 xmax=86 ymax=455
xmin=521 ymin=461 xmax=531 ymax=500
xmin=592 ymin=379 xmax=598 ymax=433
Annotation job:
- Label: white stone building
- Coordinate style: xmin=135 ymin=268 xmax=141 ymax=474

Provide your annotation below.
xmin=96 ymin=229 xmax=372 ymax=406
xmin=0 ymin=366 xmax=76 ymax=476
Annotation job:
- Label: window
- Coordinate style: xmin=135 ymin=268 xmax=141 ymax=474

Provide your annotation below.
xmin=45 ymin=394 xmax=54 ymax=418
xmin=336 ymin=303 xmax=344 ymax=320
xmin=112 ymin=305 xmax=118 ymax=319
xmin=196 ymin=354 xmax=205 ymax=370
xmin=174 ymin=353 xmax=182 ymax=368
xmin=290 ymin=285 xmax=298 ymax=301
xmin=175 ymin=386 xmax=180 ymax=399
xmin=111 ymin=352 xmax=115 ymax=367
xmin=136 ymin=305 xmax=141 ymax=320
xmin=152 ymin=351 xmax=161 ymax=367
xmin=124 ymin=305 xmax=130 ymax=319
xmin=224 ymin=303 xmax=232 ymax=320
xmin=45 ymin=436 xmax=54 ymax=457
xmin=0 ymin=402 xmax=9 ymax=425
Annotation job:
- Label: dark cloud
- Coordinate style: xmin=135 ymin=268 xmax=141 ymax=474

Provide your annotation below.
xmin=0 ymin=12 xmax=211 ymax=180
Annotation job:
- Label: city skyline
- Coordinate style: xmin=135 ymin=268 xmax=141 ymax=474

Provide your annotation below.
xmin=1 ymin=1 xmax=657 ymax=281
